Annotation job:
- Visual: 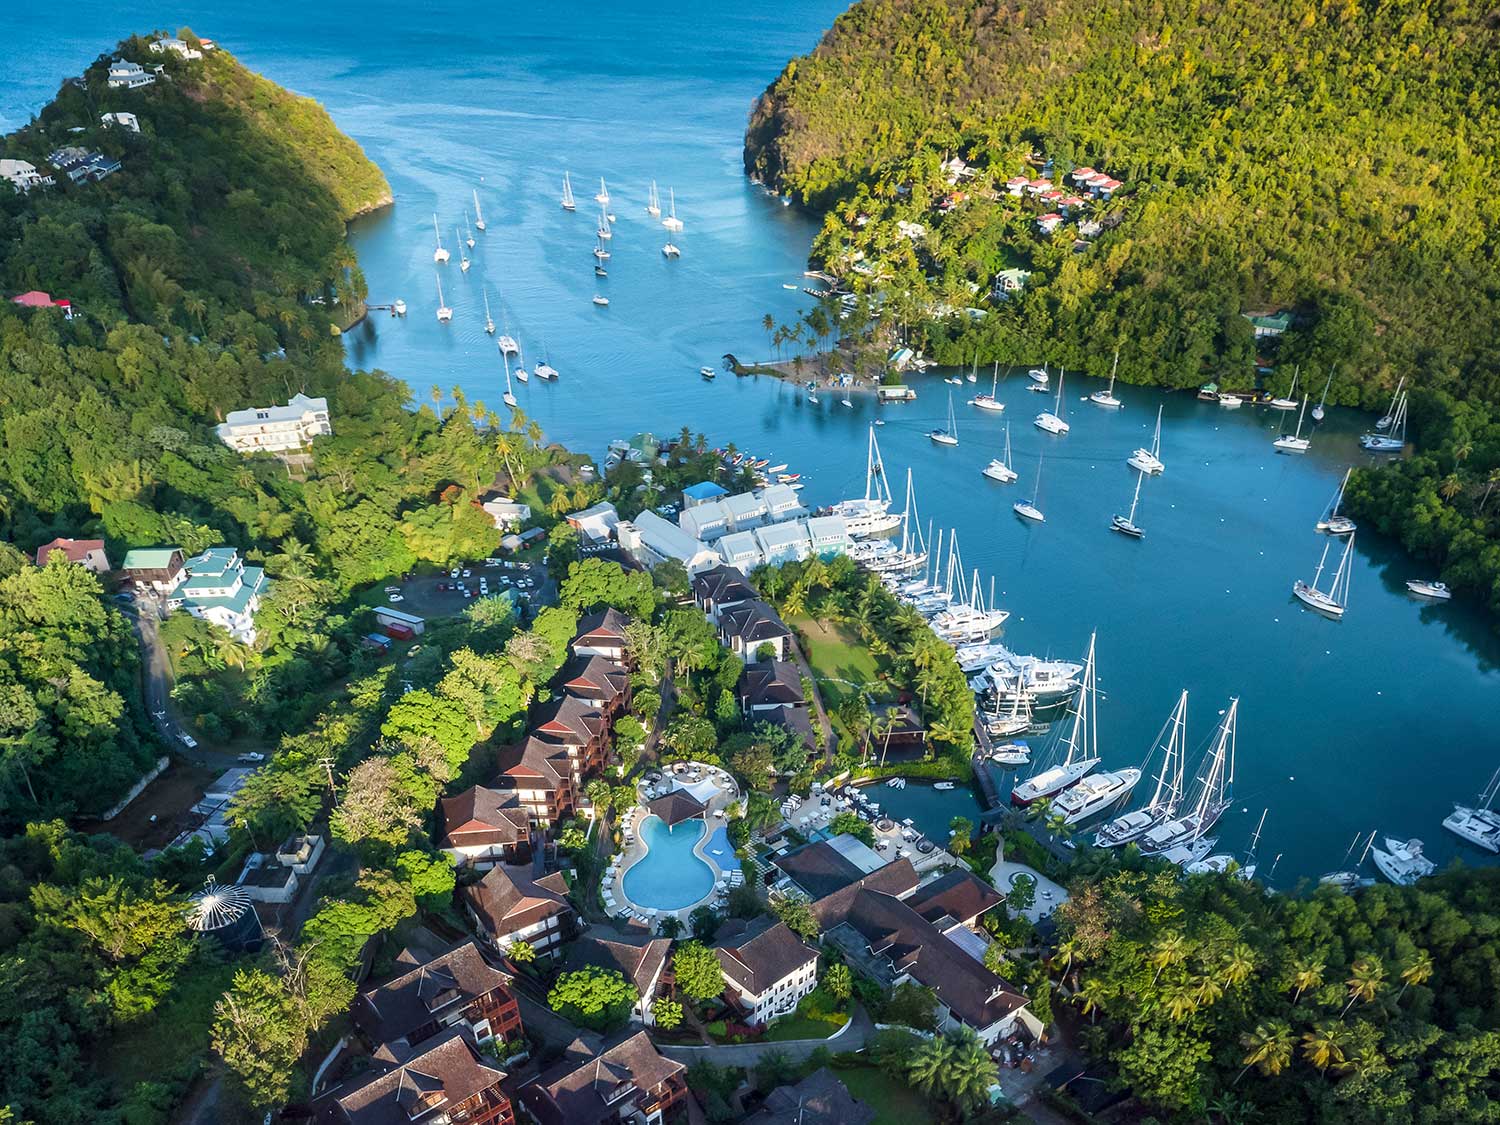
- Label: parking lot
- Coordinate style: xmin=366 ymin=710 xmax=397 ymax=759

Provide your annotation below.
xmin=379 ymin=558 xmax=553 ymax=620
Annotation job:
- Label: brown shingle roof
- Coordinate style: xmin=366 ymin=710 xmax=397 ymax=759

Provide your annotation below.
xmin=906 ymin=869 xmax=1004 ymax=930
xmin=714 ymin=920 xmax=818 ymax=996
xmin=750 ymin=1068 xmax=875 ymax=1125
xmin=692 ymin=564 xmax=756 ymax=608
xmin=738 ymin=660 xmax=804 ymax=708
xmin=439 ymin=786 xmax=530 ymax=850
xmin=317 ymin=1026 xmax=506 ymax=1125
xmin=351 ymin=940 xmax=513 ymax=1048
xmin=559 ymin=654 xmax=629 ymax=704
xmin=520 ymin=1029 xmax=684 ymax=1125
xmin=574 ymin=607 xmax=630 ymax=645
xmin=463 ymin=863 xmax=573 ymax=940
xmin=495 ymin=736 xmax=573 ymax=786
xmin=719 ymin=601 xmax=791 ymax=645
xmin=808 ymin=858 xmax=920 ymax=931
xmin=562 ymin=934 xmax=670 ymax=997
xmin=534 ymin=694 xmax=606 ymax=745
xmin=645 ymin=789 xmax=706 ymax=827
xmin=772 ymin=840 xmax=864 ymax=899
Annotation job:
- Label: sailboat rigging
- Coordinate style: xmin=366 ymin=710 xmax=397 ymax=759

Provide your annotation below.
xmin=432 ymin=215 xmax=449 ymax=264
xmin=1094 ymin=691 xmax=1189 ymax=847
xmin=929 ymin=391 xmax=960 ymax=445
xmin=434 ymin=272 xmax=451 ymax=323
xmin=1138 ymin=698 xmax=1238 ymax=856
xmin=472 ymin=188 xmax=486 ymax=232
xmin=1293 ymin=534 xmax=1354 ymax=618
xmin=971 ymin=361 xmax=1005 ymax=413
xmin=561 ymin=173 xmax=577 ymax=212
xmin=983 ymin=423 xmax=1019 ymax=483
xmin=1316 ymin=469 xmax=1356 ymax=535
xmin=1011 ymin=633 xmax=1102 ymax=805
xmin=1089 ymin=349 xmax=1124 ymax=408
xmin=1128 ymin=405 xmax=1165 ymax=474
xmin=1013 ymin=453 xmax=1045 ymax=521
xmin=647 ymin=180 xmax=661 ymax=218
xmin=1272 ymin=396 xmax=1311 ymax=452
xmin=1110 ymin=473 xmax=1145 ymax=538
xmin=1311 ymin=369 xmax=1333 ymax=423
xmin=1035 ymin=367 xmax=1069 ymax=433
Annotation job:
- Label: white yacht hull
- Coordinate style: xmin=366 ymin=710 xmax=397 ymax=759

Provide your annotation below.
xmin=1054 ymin=769 xmax=1142 ymax=824
xmin=1128 ymin=450 xmax=1164 ymax=474
xmin=983 ymin=461 xmax=1019 ymax=483
xmin=1443 ymin=807 xmax=1500 ymax=853
xmin=1011 ymin=757 xmax=1100 ymax=806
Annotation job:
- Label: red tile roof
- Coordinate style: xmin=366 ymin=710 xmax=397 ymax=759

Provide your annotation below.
xmin=33 ymin=537 xmax=105 ymax=566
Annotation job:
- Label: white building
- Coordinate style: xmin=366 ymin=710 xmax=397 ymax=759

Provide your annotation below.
xmin=149 ymin=37 xmax=204 ymax=60
xmin=678 ymin=484 xmax=805 ymax=543
xmin=754 ymin=522 xmax=810 ymax=567
xmin=805 ymin=515 xmax=852 ymax=556
xmin=101 ymin=111 xmax=140 ymax=133
xmin=619 ymin=511 xmax=723 ymax=574
xmin=107 ymin=60 xmax=156 ymax=89
xmin=566 ymin=500 xmax=620 ymax=542
xmin=716 ymin=531 xmax=763 ymax=571
xmin=714 ymin=920 xmax=820 ymax=1027
xmin=481 ymin=495 xmax=532 ymax=530
xmin=215 ymin=392 xmax=331 ymax=453
xmin=166 ymin=547 xmax=268 ymax=642
xmin=0 ymin=159 xmax=53 ymax=192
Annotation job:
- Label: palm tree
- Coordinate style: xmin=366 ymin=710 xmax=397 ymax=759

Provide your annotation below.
xmin=906 ymin=1035 xmax=955 ymax=1098
xmin=1341 ymin=955 xmax=1386 ymax=1018
xmin=943 ymin=1028 xmax=999 ymax=1112
xmin=1289 ymin=955 xmax=1325 ymax=1004
xmin=1397 ymin=949 xmax=1433 ymax=1001
xmin=1151 ymin=931 xmax=1189 ymax=985
xmin=1301 ymin=1022 xmax=1346 ymax=1071
xmin=1237 ymin=1020 xmax=1294 ymax=1083
xmin=269 ymin=537 xmax=315 ymax=579
xmin=1074 ymin=977 xmax=1109 ymax=1024
xmin=1163 ymin=981 xmax=1198 ymax=1021
xmin=1479 ymin=468 xmax=1500 ymax=513
xmin=1194 ymin=972 xmax=1225 ymax=1008
xmin=1439 ymin=473 xmax=1464 ymax=503
xmin=1222 ymin=943 xmax=1257 ymax=989
xmin=213 ymin=633 xmax=254 ymax=671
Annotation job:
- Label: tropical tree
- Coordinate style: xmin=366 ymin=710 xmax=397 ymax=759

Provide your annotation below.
xmin=824 ymin=962 xmax=852 ymax=1004
xmin=1301 ymin=1022 xmax=1346 ymax=1072
xmin=673 ymin=941 xmax=726 ymax=1003
xmin=1237 ymin=1020 xmax=1295 ymax=1082
xmin=652 ymin=997 xmax=684 ymax=1030
xmin=1341 ymin=955 xmax=1386 ymax=1018
xmin=1398 ymin=949 xmax=1433 ymax=1001
xmin=507 ymin=940 xmax=535 ymax=964
xmin=1289 ymin=955 xmax=1325 ymax=1005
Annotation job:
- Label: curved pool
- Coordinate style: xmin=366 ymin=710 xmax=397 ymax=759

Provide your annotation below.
xmin=622 ymin=816 xmax=716 ymax=910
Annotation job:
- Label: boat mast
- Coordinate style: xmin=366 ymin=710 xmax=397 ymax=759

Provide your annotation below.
xmin=1127 ymin=474 xmax=1142 ymax=522
xmin=1108 ymin=349 xmax=1119 ymax=393
xmin=1309 ymin=539 xmax=1332 ymax=593
xmin=1145 ymin=690 xmax=1190 ymax=813
xmin=991 ymin=361 xmax=999 ymax=397
xmin=1152 ymin=405 xmax=1162 ymax=457
xmin=1004 ymin=423 xmax=1013 ymax=469
xmin=1059 ymin=633 xmax=1097 ymax=768
xmin=1331 ymin=534 xmax=1355 ymax=607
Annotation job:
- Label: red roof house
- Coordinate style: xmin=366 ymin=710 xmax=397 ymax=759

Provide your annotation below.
xmin=34 ymin=537 xmax=110 ymax=574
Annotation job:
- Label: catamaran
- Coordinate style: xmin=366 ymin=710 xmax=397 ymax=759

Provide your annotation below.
xmin=1089 ymin=350 xmax=1124 ymax=408
xmin=647 ymin=181 xmax=661 ymax=218
xmin=829 ymin=426 xmax=903 ymax=537
xmin=930 ymin=391 xmax=960 ymax=446
xmin=561 ymin=173 xmax=577 ymax=212
xmin=1360 ymin=390 xmax=1407 ymax=452
xmin=1371 ymin=836 xmax=1434 ymax=885
xmin=1094 ymin=691 xmax=1189 ymax=847
xmin=1316 ymin=468 xmax=1356 ymax=535
xmin=1013 ymin=453 xmax=1045 ymax=521
xmin=1011 ymin=633 xmax=1102 ymax=806
xmin=1311 ymin=369 xmax=1333 ymax=423
xmin=434 ymin=272 xmax=452 ymax=323
xmin=1443 ymin=768 xmax=1500 ymax=853
xmin=970 ymin=361 xmax=1006 ymax=413
xmin=1138 ymin=698 xmax=1237 ymax=855
xmin=1035 ymin=367 xmax=1069 ymax=433
xmin=497 ymin=330 xmax=519 ymax=356
xmin=983 ymin=423 xmax=1019 ymax=483
xmin=1376 ymin=376 xmax=1406 ymax=430
xmin=535 ymin=342 xmax=558 ymax=381
xmin=432 ymin=215 xmax=449 ymax=264
xmin=1129 ymin=406 xmax=1165 ymax=474
xmin=662 ymin=187 xmax=683 ymax=232
xmin=472 ymin=188 xmax=486 ymax=232
xmin=1269 ymin=366 xmax=1300 ymax=410
xmin=456 ymin=228 xmax=470 ymax=273
xmin=482 ymin=290 xmax=495 ymax=335
xmin=1293 ymin=534 xmax=1354 ymax=618
xmin=595 ymin=177 xmax=610 ymax=205
xmin=464 ymin=213 xmax=476 ymax=249
xmin=661 ymin=237 xmax=680 ymax=258
xmin=1272 ymin=396 xmax=1311 ymax=452
xmin=500 ymin=351 xmax=518 ymax=408
xmin=1110 ymin=473 xmax=1145 ymax=538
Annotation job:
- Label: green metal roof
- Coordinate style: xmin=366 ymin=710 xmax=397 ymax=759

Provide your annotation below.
xmin=122 ymin=547 xmax=181 ymax=569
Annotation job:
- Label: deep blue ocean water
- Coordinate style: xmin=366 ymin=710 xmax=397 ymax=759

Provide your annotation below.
xmin=8 ymin=2 xmax=1499 ymax=881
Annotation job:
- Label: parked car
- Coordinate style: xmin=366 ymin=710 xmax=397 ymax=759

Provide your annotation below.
xmin=152 ymin=709 xmax=166 ymax=720
xmin=178 ymin=732 xmax=198 ymax=749
xmin=114 ymin=591 xmax=135 ymax=602
xmin=462 ymin=568 xmax=472 ymax=578
xmin=384 ymin=585 xmax=401 ymax=593
xmin=237 ymin=752 xmax=266 ymax=763
xmin=449 ymin=567 xmax=460 ymax=578
xmin=388 ymin=594 xmax=404 ymax=603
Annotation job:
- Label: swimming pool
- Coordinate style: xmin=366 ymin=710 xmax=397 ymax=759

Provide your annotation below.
xmin=622 ymin=816 xmax=716 ymax=910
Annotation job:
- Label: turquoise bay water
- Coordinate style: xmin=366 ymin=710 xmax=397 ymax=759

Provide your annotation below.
xmin=8 ymin=3 xmax=1500 ymax=881
xmin=622 ymin=815 xmax=715 ymax=911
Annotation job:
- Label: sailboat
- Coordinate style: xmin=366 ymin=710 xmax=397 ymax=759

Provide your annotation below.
xmin=595 ymin=177 xmax=610 ymax=205
xmin=983 ymin=686 xmax=1033 ymax=739
xmin=1316 ymin=468 xmax=1357 ymax=535
xmin=1013 ymin=453 xmax=1045 ymax=521
xmin=1269 ymin=365 xmax=1300 ymax=410
xmin=482 ymin=290 xmax=495 ymax=335
xmin=456 ymin=228 xmax=470 ymax=273
xmin=1129 ymin=406 xmax=1165 ymax=474
xmin=970 ymin=361 xmax=1006 ymax=413
xmin=1094 ymin=691 xmax=1189 ymax=847
xmin=1110 ymin=473 xmax=1145 ymax=538
xmin=967 ymin=356 xmax=979 ymax=383
xmin=1376 ymin=376 xmax=1406 ymax=430
xmin=432 ymin=215 xmax=449 ymax=264
xmin=829 ymin=426 xmax=903 ymax=536
xmin=1293 ymin=534 xmax=1354 ymax=618
xmin=1360 ymin=391 xmax=1407 ymax=452
xmin=1187 ymin=808 xmax=1266 ymax=879
xmin=1443 ymin=768 xmax=1500 ymax=853
xmin=1371 ymin=836 xmax=1434 ymax=885
xmin=661 ymin=236 xmax=680 ymax=258
xmin=1050 ymin=644 xmax=1142 ymax=825
xmin=1034 ymin=367 xmax=1069 ymax=433
xmin=983 ymin=423 xmax=1019 ymax=483
xmin=930 ymin=392 xmax=960 ymax=446
xmin=1272 ymin=396 xmax=1311 ymax=452
xmin=647 ymin=180 xmax=661 ymax=218
xmin=464 ymin=213 xmax=476 ymax=249
xmin=596 ymin=209 xmax=612 ymax=240
xmin=1138 ymin=698 xmax=1237 ymax=855
xmin=662 ymin=187 xmax=683 ymax=232
xmin=561 ymin=173 xmax=577 ymax=212
xmin=535 ymin=341 xmax=559 ymax=381
xmin=1011 ymin=633 xmax=1103 ymax=805
xmin=513 ymin=346 xmax=529 ymax=383
xmin=1311 ymin=369 xmax=1333 ymax=423
xmin=500 ymin=352 xmax=518 ymax=408
xmin=1320 ymin=830 xmax=1376 ymax=891
xmin=593 ymin=234 xmax=612 ymax=260
xmin=434 ymin=272 xmax=452 ymax=323
xmin=1089 ymin=350 xmax=1124 ymax=408
xmin=472 ymin=188 xmax=486 ymax=232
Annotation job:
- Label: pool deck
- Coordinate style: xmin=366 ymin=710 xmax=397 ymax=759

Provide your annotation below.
xmin=603 ymin=762 xmax=746 ymax=926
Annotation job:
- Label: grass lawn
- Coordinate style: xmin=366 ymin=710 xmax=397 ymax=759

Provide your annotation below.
xmin=763 ymin=1012 xmax=848 ymax=1041
xmin=835 ymin=1065 xmax=938 ymax=1125
xmin=791 ymin=616 xmax=881 ymax=710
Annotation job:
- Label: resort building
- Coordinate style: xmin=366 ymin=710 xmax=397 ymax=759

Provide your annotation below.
xmin=463 ymin=862 xmax=576 ymax=958
xmin=1245 ymin=310 xmax=1293 ymax=339
xmin=717 ymin=600 xmax=792 ymax=663
xmin=738 ymin=660 xmax=805 ymax=719
xmin=571 ymin=607 xmax=630 ymax=662
xmin=566 ymin=500 xmax=620 ymax=543
xmin=517 ymin=1030 xmax=688 ymax=1125
xmin=558 ymin=654 xmax=631 ymax=721
xmin=149 ymin=36 xmax=204 ymax=59
xmin=215 ymin=392 xmax=331 ymax=453
xmin=712 ymin=919 xmax=819 ymax=1027
xmin=714 ymin=531 xmax=764 ymax=571
xmin=165 ymin=546 xmax=268 ymax=642
xmin=315 ymin=1027 xmax=514 ymax=1125
xmin=560 ymin=934 xmax=671 ymax=1026
xmin=678 ymin=485 xmax=807 ymax=543
xmin=33 ymin=537 xmax=111 ymax=574
xmin=48 ymin=146 xmax=121 ymax=184
xmin=749 ymin=1069 xmax=875 ymax=1125
xmin=106 ymin=59 xmax=155 ymax=89
xmin=101 ymin=111 xmax=140 ymax=132
xmin=351 ymin=940 xmax=523 ymax=1051
xmin=533 ymin=694 xmax=611 ymax=777
xmin=494 ymin=736 xmax=578 ymax=825
xmin=773 ymin=838 xmax=900 ymax=901
xmin=618 ymin=511 xmax=723 ymax=575
xmin=0 ymin=158 xmax=53 ymax=192
xmin=121 ymin=547 xmax=184 ymax=590
xmin=440 ymin=786 xmax=533 ymax=869
xmin=753 ymin=521 xmax=811 ymax=567
xmin=681 ymin=480 xmax=728 ymax=508
xmin=481 ymin=495 xmax=532 ymax=530
xmin=691 ymin=564 xmax=757 ymax=623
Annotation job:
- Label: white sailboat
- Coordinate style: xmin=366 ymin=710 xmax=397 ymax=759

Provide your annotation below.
xmin=1051 ymin=656 xmax=1141 ymax=825
xmin=1360 ymin=390 xmax=1408 ymax=452
xmin=1371 ymin=836 xmax=1434 ymax=885
xmin=497 ymin=329 xmax=519 ymax=356
xmin=1138 ymin=698 xmax=1237 ymax=855
xmin=472 ymin=188 xmax=486 ymax=232
xmin=1269 ymin=365 xmax=1300 ymax=410
xmin=594 ymin=235 xmax=612 ymax=260
xmin=930 ymin=391 xmax=959 ymax=446
xmin=1011 ymin=633 xmax=1102 ymax=806
xmin=982 ymin=687 xmax=1033 ymax=739
xmin=456 ymin=228 xmax=470 ymax=273
xmin=1443 ymin=768 xmax=1500 ymax=853
xmin=595 ymin=177 xmax=610 ymax=205
xmin=435 ymin=272 xmax=452 ymax=323
xmin=561 ymin=173 xmax=577 ymax=212
xmin=1272 ymin=396 xmax=1311 ymax=452
xmin=500 ymin=351 xmax=518 ymax=408
xmin=1013 ymin=453 xmax=1045 ymax=522
xmin=1186 ymin=807 xmax=1265 ymax=879
xmin=983 ymin=423 xmax=1019 ymax=483
xmin=482 ymin=290 xmax=495 ymax=335
xmin=829 ymin=426 xmax=903 ymax=537
xmin=1110 ymin=473 xmax=1145 ymax=538
xmin=464 ymin=213 xmax=476 ymax=249
xmin=1376 ymin=376 xmax=1406 ymax=430
xmin=1129 ymin=406 xmax=1165 ymax=474
xmin=514 ymin=346 xmax=529 ymax=383
xmin=597 ymin=209 xmax=612 ymax=240
xmin=970 ymin=361 xmax=1006 ymax=413
xmin=1320 ymin=830 xmax=1377 ymax=891
xmin=1293 ymin=534 xmax=1354 ymax=618
xmin=1089 ymin=350 xmax=1124 ymax=408
xmin=662 ymin=187 xmax=683 ymax=232
xmin=1316 ymin=468 xmax=1357 ymax=535
xmin=535 ymin=341 xmax=559 ymax=381
xmin=1311 ymin=369 xmax=1333 ymax=423
xmin=661 ymin=237 xmax=680 ymax=258
xmin=1094 ymin=691 xmax=1189 ymax=847
xmin=1034 ymin=367 xmax=1069 ymax=433
xmin=647 ymin=180 xmax=661 ymax=218
xmin=432 ymin=215 xmax=449 ymax=264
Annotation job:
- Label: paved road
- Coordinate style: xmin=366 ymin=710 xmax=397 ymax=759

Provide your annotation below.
xmin=657 ymin=1003 xmax=872 ymax=1065
xmin=125 ymin=593 xmax=240 ymax=770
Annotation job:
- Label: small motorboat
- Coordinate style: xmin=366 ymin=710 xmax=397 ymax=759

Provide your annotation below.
xmin=933 ymin=781 xmax=956 ymax=791
xmin=989 ymin=741 xmax=1031 ymax=766
xmin=592 ymin=295 xmax=610 ymax=306
xmin=1406 ymin=579 xmax=1451 ymax=600
xmin=1027 ymin=366 xmax=1049 ymax=386
xmin=594 ymin=265 xmax=608 ymax=277
xmin=1217 ymin=393 xmax=1245 ymax=408
xmin=699 ymin=366 xmax=716 ymax=380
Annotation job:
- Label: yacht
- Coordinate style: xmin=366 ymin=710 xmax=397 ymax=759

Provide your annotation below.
xmin=1320 ymin=830 xmax=1377 ymax=891
xmin=1010 ymin=634 xmax=1102 ymax=806
xmin=472 ymin=188 xmax=486 ymax=232
xmin=535 ymin=361 xmax=558 ymax=381
xmin=1443 ymin=769 xmax=1500 ymax=853
xmin=647 ymin=180 xmax=661 ymax=218
xmin=595 ymin=265 xmax=608 ymax=277
xmin=1218 ymin=393 xmax=1246 ymax=408
xmin=1360 ymin=390 xmax=1408 ymax=452
xmin=973 ymin=650 xmax=1083 ymax=704
xmin=1110 ymin=473 xmax=1146 ymax=538
xmin=1088 ymin=350 xmax=1124 ymax=408
xmin=830 ymin=427 xmax=903 ymax=537
xmin=432 ymin=215 xmax=449 ymax=264
xmin=1316 ymin=469 xmax=1357 ymax=535
xmin=1129 ymin=406 xmax=1165 ymax=474
xmin=1014 ymin=453 xmax=1045 ymax=522
xmin=434 ymin=273 xmax=452 ymax=323
xmin=561 ymin=172 xmax=577 ymax=212
xmin=1187 ymin=809 xmax=1267 ymax=881
xmin=970 ymin=362 xmax=1006 ymax=413
xmin=1406 ymin=579 xmax=1450 ymax=600
xmin=514 ymin=349 xmax=529 ymax=382
xmin=988 ymin=741 xmax=1032 ymax=766
xmin=497 ymin=333 xmax=519 ymax=356
xmin=482 ymin=290 xmax=496 ymax=335
xmin=1034 ymin=368 xmax=1069 ymax=434
xmin=1027 ymin=364 xmax=1049 ymax=386
xmin=1371 ymin=837 xmax=1434 ymax=885
xmin=983 ymin=423 xmax=1019 ymax=483
xmin=983 ymin=688 xmax=1033 ymax=738
xmin=930 ymin=392 xmax=960 ymax=446
xmin=1054 ymin=766 xmax=1142 ymax=825
xmin=1159 ymin=835 xmax=1219 ymax=867
xmin=594 ymin=238 xmax=612 ymax=260
xmin=662 ymin=239 xmax=681 ymax=258
xmin=595 ymin=177 xmax=610 ymax=206
xmin=1375 ymin=376 xmax=1406 ymax=430
xmin=456 ymin=228 xmax=470 ymax=272
xmin=592 ymin=295 xmax=610 ymax=306
xmin=1094 ymin=691 xmax=1189 ymax=847
xmin=500 ymin=352 xmax=518 ymax=409
xmin=1138 ymin=698 xmax=1237 ymax=855
xmin=700 ymin=366 xmax=716 ymax=380
xmin=1293 ymin=535 xmax=1354 ymax=618
xmin=464 ymin=214 xmax=476 ymax=250
xmin=1269 ymin=366 xmax=1300 ymax=410
xmin=1311 ymin=369 xmax=1333 ymax=423
xmin=596 ymin=209 xmax=612 ymax=240
xmin=1272 ymin=397 xmax=1311 ymax=452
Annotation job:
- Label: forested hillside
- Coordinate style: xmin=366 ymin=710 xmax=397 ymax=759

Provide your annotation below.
xmin=745 ymin=0 xmax=1500 ymax=405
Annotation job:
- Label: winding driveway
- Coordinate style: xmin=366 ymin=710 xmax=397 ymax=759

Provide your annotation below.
xmin=656 ymin=1003 xmax=873 ymax=1065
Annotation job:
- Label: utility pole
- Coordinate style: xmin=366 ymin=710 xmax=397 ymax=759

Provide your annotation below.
xmin=318 ymin=757 xmax=338 ymax=805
